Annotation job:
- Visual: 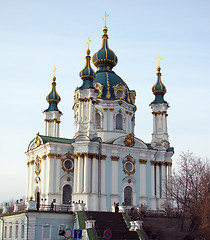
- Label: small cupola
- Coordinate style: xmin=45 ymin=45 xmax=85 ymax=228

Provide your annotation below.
xmin=79 ymin=39 xmax=96 ymax=90
xmin=44 ymin=67 xmax=62 ymax=114
xmin=151 ymin=58 xmax=167 ymax=104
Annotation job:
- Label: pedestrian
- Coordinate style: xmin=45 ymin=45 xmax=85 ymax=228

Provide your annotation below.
xmin=50 ymin=201 xmax=54 ymax=211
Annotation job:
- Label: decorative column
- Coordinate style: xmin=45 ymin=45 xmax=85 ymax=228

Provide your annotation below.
xmin=167 ymin=162 xmax=172 ymax=188
xmin=103 ymin=108 xmax=108 ymax=130
xmin=92 ymin=154 xmax=98 ymax=194
xmin=150 ymin=161 xmax=156 ymax=209
xmin=139 ymin=159 xmax=147 ymax=205
xmin=111 ymin=156 xmax=119 ymax=201
xmin=156 ymin=162 xmax=160 ymax=198
xmin=41 ymin=155 xmax=47 ymax=196
xmin=30 ymin=160 xmax=35 ymax=198
xmin=26 ymin=161 xmax=30 ymax=200
xmin=161 ymin=162 xmax=166 ymax=198
xmin=77 ymin=154 xmax=83 ymax=193
xmin=125 ymin=111 xmax=129 ymax=132
xmin=101 ymin=155 xmax=107 ymax=195
xmin=74 ymin=155 xmax=78 ymax=193
xmin=55 ymin=154 xmax=61 ymax=197
xmin=109 ymin=108 xmax=114 ymax=131
xmin=83 ymin=153 xmax=91 ymax=193
xmin=47 ymin=153 xmax=55 ymax=199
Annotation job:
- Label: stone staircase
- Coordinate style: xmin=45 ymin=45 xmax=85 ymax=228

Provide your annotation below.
xmin=86 ymin=211 xmax=140 ymax=240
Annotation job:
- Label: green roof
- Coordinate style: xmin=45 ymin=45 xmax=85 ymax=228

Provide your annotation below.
xmin=39 ymin=135 xmax=74 ymax=144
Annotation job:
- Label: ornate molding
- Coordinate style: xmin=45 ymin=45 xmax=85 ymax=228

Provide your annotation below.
xmin=61 ymin=152 xmax=74 ymax=174
xmin=42 ymin=155 xmax=47 ymax=160
xmin=35 ymin=155 xmax=41 ymax=176
xmin=139 ymin=159 xmax=147 ymax=164
xmin=101 ymin=155 xmax=107 ymax=160
xmin=47 ymin=153 xmax=55 ymax=158
xmin=123 ymin=155 xmax=135 ymax=175
xmin=111 ymin=156 xmax=120 ymax=161
xmin=124 ymin=133 xmax=135 ymax=147
xmin=109 ymin=108 xmax=114 ymax=112
xmin=150 ymin=160 xmax=156 ymax=166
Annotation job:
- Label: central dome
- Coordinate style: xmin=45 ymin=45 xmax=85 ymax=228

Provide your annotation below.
xmin=92 ymin=27 xmax=135 ymax=105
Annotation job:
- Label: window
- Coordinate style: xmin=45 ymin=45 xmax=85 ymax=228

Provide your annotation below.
xmin=124 ymin=186 xmax=133 ymax=206
xmin=63 ymin=185 xmax=72 ymax=204
xmin=4 ymin=226 xmax=7 ymax=239
xmin=124 ymin=162 xmax=134 ymax=172
xmin=9 ymin=225 xmax=12 ymax=238
xmin=43 ymin=225 xmax=50 ymax=239
xmin=95 ymin=112 xmax=101 ymax=128
xmin=15 ymin=225 xmax=18 ymax=238
xmin=21 ymin=225 xmax=24 ymax=238
xmin=116 ymin=113 xmax=123 ymax=130
xmin=64 ymin=159 xmax=73 ymax=170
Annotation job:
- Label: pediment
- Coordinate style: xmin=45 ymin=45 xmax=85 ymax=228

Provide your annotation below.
xmin=113 ymin=135 xmax=148 ymax=149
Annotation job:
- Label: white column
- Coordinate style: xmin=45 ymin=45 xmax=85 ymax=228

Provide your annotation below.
xmin=47 ymin=155 xmax=54 ymax=196
xmin=74 ymin=156 xmax=78 ymax=193
xmin=26 ymin=162 xmax=30 ymax=199
xmin=41 ymin=156 xmax=46 ymax=196
xmin=30 ymin=161 xmax=35 ymax=198
xmin=167 ymin=162 xmax=172 ymax=188
xmin=151 ymin=163 xmax=155 ymax=197
xmin=156 ymin=163 xmax=160 ymax=198
xmin=125 ymin=112 xmax=128 ymax=132
xmin=111 ymin=159 xmax=118 ymax=194
xmin=161 ymin=163 xmax=166 ymax=198
xmin=140 ymin=161 xmax=146 ymax=197
xmin=153 ymin=113 xmax=156 ymax=133
xmin=109 ymin=109 xmax=114 ymax=131
xmin=162 ymin=113 xmax=166 ymax=132
xmin=45 ymin=120 xmax=47 ymax=135
xmin=103 ymin=109 xmax=108 ymax=130
xmin=55 ymin=156 xmax=60 ymax=195
xmin=92 ymin=154 xmax=98 ymax=194
xmin=77 ymin=155 xmax=82 ymax=193
xmin=101 ymin=158 xmax=106 ymax=194
xmin=84 ymin=153 xmax=90 ymax=193
xmin=53 ymin=120 xmax=56 ymax=137
xmin=57 ymin=122 xmax=60 ymax=137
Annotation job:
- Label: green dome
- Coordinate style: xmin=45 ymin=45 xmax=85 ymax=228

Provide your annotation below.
xmin=151 ymin=66 xmax=167 ymax=104
xmin=92 ymin=27 xmax=118 ymax=69
xmin=79 ymin=49 xmax=96 ymax=90
xmin=92 ymin=26 xmax=135 ymax=105
xmin=44 ymin=76 xmax=62 ymax=113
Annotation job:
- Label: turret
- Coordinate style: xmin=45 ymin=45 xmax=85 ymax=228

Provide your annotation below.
xmin=73 ymin=40 xmax=97 ymax=139
xmin=150 ymin=58 xmax=170 ymax=149
xmin=43 ymin=67 xmax=62 ymax=137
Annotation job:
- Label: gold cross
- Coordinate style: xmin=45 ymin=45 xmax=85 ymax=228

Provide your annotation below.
xmin=53 ymin=66 xmax=56 ymax=77
xmin=86 ymin=37 xmax=91 ymax=49
xmin=156 ymin=56 xmax=162 ymax=67
xmin=102 ymin=11 xmax=109 ymax=26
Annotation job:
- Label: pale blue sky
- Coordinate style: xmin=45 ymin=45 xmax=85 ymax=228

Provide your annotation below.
xmin=0 ymin=0 xmax=209 ymax=203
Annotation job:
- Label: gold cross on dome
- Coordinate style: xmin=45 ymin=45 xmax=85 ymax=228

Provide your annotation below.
xmin=156 ymin=56 xmax=162 ymax=67
xmin=103 ymin=11 xmax=109 ymax=26
xmin=86 ymin=37 xmax=91 ymax=49
xmin=53 ymin=66 xmax=56 ymax=77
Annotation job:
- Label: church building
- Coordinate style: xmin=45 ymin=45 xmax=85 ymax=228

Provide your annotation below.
xmin=1 ymin=15 xmax=174 ymax=240
xmin=26 ymin=22 xmax=173 ymax=212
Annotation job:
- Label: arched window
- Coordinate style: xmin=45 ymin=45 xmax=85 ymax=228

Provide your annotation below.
xmin=63 ymin=185 xmax=72 ymax=204
xmin=116 ymin=113 xmax=123 ymax=130
xmin=95 ymin=112 xmax=101 ymax=128
xmin=124 ymin=186 xmax=133 ymax=205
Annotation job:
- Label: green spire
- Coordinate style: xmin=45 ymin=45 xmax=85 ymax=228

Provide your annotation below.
xmin=92 ymin=26 xmax=118 ymax=70
xmin=44 ymin=76 xmax=62 ymax=113
xmin=151 ymin=66 xmax=167 ymax=104
xmin=79 ymin=44 xmax=96 ymax=90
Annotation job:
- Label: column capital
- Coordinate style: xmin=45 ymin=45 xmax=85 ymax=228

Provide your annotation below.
xmin=111 ymin=156 xmax=120 ymax=161
xmin=101 ymin=155 xmax=107 ymax=160
xmin=139 ymin=159 xmax=147 ymax=164
xmin=47 ymin=153 xmax=55 ymax=158
xmin=42 ymin=155 xmax=47 ymax=160
xmin=150 ymin=160 xmax=156 ymax=166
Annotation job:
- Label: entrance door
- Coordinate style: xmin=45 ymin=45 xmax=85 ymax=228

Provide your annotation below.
xmin=124 ymin=186 xmax=133 ymax=205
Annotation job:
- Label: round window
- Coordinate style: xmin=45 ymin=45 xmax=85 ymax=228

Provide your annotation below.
xmin=125 ymin=162 xmax=133 ymax=172
xmin=117 ymin=90 xmax=124 ymax=98
xmin=64 ymin=159 xmax=73 ymax=170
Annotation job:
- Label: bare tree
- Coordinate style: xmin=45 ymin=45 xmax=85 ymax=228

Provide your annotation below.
xmin=168 ymin=151 xmax=210 ymax=237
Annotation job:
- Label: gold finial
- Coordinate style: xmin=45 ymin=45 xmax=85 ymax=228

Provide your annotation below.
xmin=103 ymin=11 xmax=109 ymax=26
xmin=156 ymin=56 xmax=162 ymax=67
xmin=86 ymin=37 xmax=91 ymax=50
xmin=53 ymin=66 xmax=56 ymax=77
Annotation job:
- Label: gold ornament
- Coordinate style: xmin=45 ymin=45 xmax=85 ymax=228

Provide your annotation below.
xmin=124 ymin=133 xmax=135 ymax=147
